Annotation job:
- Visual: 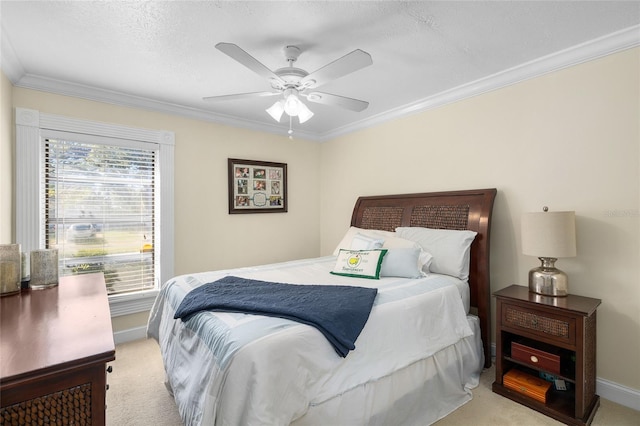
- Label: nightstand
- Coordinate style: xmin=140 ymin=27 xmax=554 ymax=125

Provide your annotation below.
xmin=492 ymin=285 xmax=601 ymax=426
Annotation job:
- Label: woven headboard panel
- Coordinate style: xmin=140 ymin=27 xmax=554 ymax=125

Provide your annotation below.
xmin=350 ymin=188 xmax=497 ymax=368
xmin=359 ymin=205 xmax=470 ymax=231
xmin=360 ymin=207 xmax=404 ymax=232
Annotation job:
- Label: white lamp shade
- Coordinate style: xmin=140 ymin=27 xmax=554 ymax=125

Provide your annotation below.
xmin=297 ymin=102 xmax=314 ymax=123
xmin=283 ymin=90 xmax=301 ymax=116
xmin=266 ymin=100 xmax=285 ymax=122
xmin=521 ymin=211 xmax=576 ymax=258
xmin=284 ymin=95 xmax=300 ymax=117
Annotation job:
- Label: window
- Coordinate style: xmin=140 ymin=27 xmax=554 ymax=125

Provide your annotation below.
xmin=44 ymin=138 xmax=156 ymax=295
xmin=16 ymin=108 xmax=174 ymax=316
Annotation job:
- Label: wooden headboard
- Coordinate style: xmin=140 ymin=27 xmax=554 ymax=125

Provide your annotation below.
xmin=350 ymin=188 xmax=497 ymax=368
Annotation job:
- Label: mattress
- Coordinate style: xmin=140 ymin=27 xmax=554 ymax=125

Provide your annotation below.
xmin=147 ymin=256 xmax=480 ymax=425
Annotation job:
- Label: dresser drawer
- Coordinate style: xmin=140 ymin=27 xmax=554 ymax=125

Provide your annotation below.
xmin=502 ymin=303 xmax=575 ymax=346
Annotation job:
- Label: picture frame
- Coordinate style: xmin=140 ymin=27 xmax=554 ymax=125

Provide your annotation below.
xmin=228 ymin=158 xmax=288 ymax=214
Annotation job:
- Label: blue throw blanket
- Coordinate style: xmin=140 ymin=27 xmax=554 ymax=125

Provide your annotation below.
xmin=173 ymin=276 xmax=378 ymax=357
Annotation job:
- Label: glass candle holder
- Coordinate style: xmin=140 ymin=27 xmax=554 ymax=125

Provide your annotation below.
xmin=30 ymin=249 xmax=59 ymax=289
xmin=0 ymin=244 xmax=21 ymax=296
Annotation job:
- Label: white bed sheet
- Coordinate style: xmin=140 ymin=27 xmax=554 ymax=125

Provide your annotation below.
xmin=147 ymin=256 xmax=481 ymax=426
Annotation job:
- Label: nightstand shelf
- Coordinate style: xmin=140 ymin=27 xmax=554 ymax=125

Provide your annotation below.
xmin=492 ymin=285 xmax=601 ymax=426
xmin=503 ymin=335 xmax=577 ymax=383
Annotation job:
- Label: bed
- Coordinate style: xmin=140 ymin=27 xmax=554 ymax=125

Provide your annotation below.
xmin=147 ymin=188 xmax=497 ymax=425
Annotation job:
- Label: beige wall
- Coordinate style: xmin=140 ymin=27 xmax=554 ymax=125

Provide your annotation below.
xmin=320 ymin=48 xmax=640 ymax=391
xmin=2 ymin=48 xmax=639 ymax=392
xmin=0 ymin=70 xmax=13 ymax=243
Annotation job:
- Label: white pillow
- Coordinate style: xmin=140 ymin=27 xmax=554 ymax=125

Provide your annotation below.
xmin=381 ymin=235 xmax=433 ymax=273
xmin=396 ymin=227 xmax=477 ymax=280
xmin=379 ymin=247 xmax=424 ymax=278
xmin=332 ymin=226 xmax=396 ymax=256
xmin=350 ymin=233 xmax=385 ymax=251
xmin=330 ymin=249 xmax=388 ymax=279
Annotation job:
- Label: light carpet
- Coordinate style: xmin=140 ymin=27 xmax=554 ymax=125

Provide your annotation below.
xmin=106 ymin=338 xmax=638 ymax=425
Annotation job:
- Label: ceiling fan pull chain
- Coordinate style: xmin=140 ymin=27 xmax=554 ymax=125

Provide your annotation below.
xmin=288 ymin=115 xmax=294 ymax=139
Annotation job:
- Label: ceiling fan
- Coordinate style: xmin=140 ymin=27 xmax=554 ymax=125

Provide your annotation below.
xmin=204 ymin=43 xmax=373 ymax=128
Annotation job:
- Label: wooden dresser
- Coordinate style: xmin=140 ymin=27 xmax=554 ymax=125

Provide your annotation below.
xmin=1 ymin=273 xmax=115 ymax=425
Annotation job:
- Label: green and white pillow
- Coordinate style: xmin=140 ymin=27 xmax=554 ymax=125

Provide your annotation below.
xmin=331 ymin=249 xmax=388 ymax=279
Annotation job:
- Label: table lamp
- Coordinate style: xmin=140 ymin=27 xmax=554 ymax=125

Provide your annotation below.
xmin=521 ymin=208 xmax=576 ymax=296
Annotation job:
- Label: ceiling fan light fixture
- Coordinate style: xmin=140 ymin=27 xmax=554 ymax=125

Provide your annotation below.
xmin=266 ymin=100 xmax=285 ymax=122
xmin=297 ymin=102 xmax=314 ymax=123
xmin=283 ymin=89 xmax=301 ymax=116
xmin=281 ymin=88 xmax=314 ymax=123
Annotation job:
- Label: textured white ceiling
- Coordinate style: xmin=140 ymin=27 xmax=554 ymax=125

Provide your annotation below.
xmin=2 ymin=1 xmax=639 ymax=140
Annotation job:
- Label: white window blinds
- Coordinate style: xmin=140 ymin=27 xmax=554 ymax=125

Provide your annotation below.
xmin=43 ymin=138 xmax=157 ymax=295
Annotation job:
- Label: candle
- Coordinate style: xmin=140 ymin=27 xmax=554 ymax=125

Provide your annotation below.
xmin=0 ymin=261 xmax=19 ymax=294
xmin=30 ymin=249 xmax=59 ymax=289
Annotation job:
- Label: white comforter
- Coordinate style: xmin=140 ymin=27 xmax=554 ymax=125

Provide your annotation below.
xmin=147 ymin=256 xmax=474 ymax=426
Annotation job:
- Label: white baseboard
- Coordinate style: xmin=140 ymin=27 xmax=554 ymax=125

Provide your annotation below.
xmin=597 ymin=377 xmax=640 ymax=411
xmin=490 ymin=343 xmax=639 ymax=411
xmin=113 ymin=325 xmax=148 ymax=345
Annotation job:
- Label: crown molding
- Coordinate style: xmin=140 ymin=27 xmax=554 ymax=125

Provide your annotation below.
xmin=320 ymin=24 xmax=640 ymax=141
xmin=4 ymin=25 xmax=639 ymax=143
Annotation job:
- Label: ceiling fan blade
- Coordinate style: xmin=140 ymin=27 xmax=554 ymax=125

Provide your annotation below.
xmin=304 ymin=92 xmax=369 ymax=112
xmin=203 ymin=91 xmax=280 ymax=102
xmin=301 ymin=49 xmax=372 ymax=89
xmin=215 ymin=42 xmax=285 ymax=86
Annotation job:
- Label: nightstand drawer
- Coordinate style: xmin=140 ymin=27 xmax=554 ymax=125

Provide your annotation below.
xmin=503 ymin=303 xmax=575 ymax=346
xmin=512 ymin=342 xmax=561 ymax=374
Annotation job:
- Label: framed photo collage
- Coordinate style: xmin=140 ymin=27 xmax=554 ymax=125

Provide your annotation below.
xmin=228 ymin=158 xmax=287 ymax=214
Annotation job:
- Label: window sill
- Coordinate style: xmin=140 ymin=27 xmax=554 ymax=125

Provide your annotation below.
xmin=108 ymin=289 xmax=159 ymax=317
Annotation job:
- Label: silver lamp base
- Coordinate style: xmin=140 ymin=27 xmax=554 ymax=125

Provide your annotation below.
xmin=528 ymin=257 xmax=568 ymax=297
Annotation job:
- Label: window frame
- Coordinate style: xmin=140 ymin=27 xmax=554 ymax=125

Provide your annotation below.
xmin=16 ymin=108 xmax=174 ymax=317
